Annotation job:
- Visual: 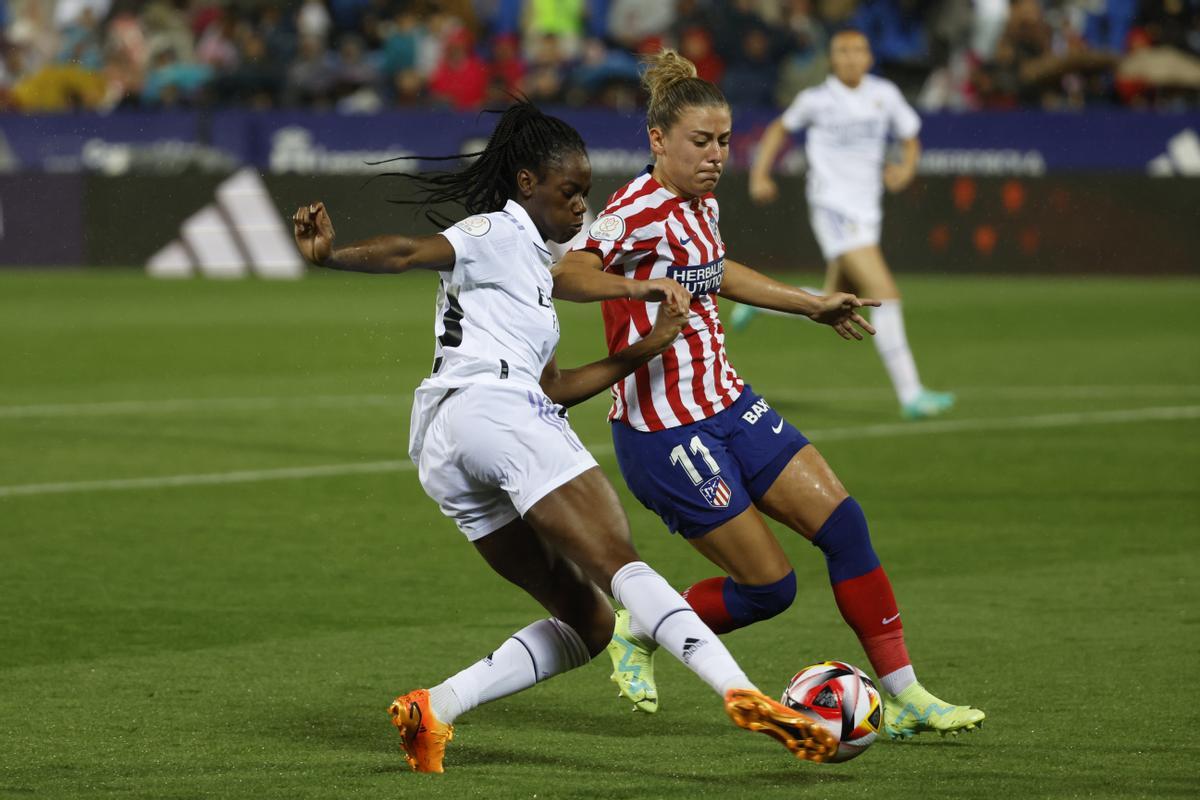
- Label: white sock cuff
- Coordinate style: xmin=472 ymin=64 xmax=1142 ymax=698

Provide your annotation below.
xmin=511 ymin=617 xmax=590 ymax=682
xmin=611 ymin=561 xmax=691 ymax=641
xmin=879 ymin=664 xmax=917 ymax=696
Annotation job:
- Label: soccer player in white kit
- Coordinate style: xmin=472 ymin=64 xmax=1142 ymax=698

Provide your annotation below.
xmin=742 ymin=29 xmax=956 ymax=420
xmin=291 ymin=102 xmax=841 ymax=772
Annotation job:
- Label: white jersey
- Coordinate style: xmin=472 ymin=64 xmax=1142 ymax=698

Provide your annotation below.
xmin=779 ymin=74 xmax=920 ymax=221
xmin=408 ymin=199 xmax=560 ymax=461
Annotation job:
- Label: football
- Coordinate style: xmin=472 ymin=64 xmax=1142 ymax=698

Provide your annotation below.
xmin=781 ymin=661 xmax=882 ymax=763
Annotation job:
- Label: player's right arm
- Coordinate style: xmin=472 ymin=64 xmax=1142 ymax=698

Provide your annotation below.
xmin=539 ymin=297 xmax=689 ymax=408
xmin=551 ymin=249 xmax=691 ymax=309
xmin=292 ymin=202 xmax=455 ymax=273
xmin=748 ymin=118 xmax=791 ymax=206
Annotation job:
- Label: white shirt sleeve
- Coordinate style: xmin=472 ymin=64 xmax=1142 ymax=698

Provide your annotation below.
xmin=779 ymin=90 xmax=814 ymax=133
xmin=441 ymin=214 xmax=520 ymax=284
xmin=887 ymin=84 xmax=921 ymax=140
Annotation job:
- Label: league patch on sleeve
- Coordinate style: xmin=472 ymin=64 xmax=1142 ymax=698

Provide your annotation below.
xmin=588 ymin=214 xmax=626 ymax=242
xmin=454 ymin=216 xmax=492 ymax=237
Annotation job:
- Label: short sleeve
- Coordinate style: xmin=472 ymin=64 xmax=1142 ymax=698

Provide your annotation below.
xmin=779 ymin=90 xmax=814 ymax=133
xmin=572 ymin=209 xmax=660 ymax=273
xmin=886 ymin=84 xmax=921 ymax=140
xmin=441 ymin=214 xmax=520 ymax=283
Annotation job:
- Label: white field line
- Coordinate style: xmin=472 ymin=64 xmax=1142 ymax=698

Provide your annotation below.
xmin=0 ymin=394 xmax=398 ymax=419
xmin=1 ymin=404 xmax=1197 ymax=499
xmin=1 ymin=385 xmax=1199 ymax=420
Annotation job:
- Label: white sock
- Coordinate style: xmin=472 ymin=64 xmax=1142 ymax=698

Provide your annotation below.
xmin=429 ymin=617 xmax=590 ymax=725
xmin=611 ymin=561 xmax=754 ymax=696
xmin=879 ymin=664 xmax=918 ymax=696
xmin=871 ymin=301 xmax=923 ymax=406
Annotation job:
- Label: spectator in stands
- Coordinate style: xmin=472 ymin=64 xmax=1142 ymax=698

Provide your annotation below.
xmin=296 ymin=0 xmax=333 ymax=45
xmin=568 ymin=34 xmax=640 ymax=107
xmin=331 ymin=32 xmax=381 ymax=110
xmin=523 ymin=32 xmax=569 ymax=105
xmin=722 ymin=26 xmax=781 ymax=108
xmin=524 ymin=0 xmax=584 ymax=58
xmin=488 ymin=32 xmax=525 ymax=96
xmin=213 ymin=26 xmax=282 ymax=108
xmin=678 ymin=27 xmax=724 ymax=85
xmin=287 ymin=33 xmax=338 ymax=108
xmin=259 ymin=5 xmax=297 ymax=65
xmin=607 ymin=0 xmax=675 ymax=52
xmin=428 ymin=27 xmax=487 ymax=109
xmin=141 ymin=45 xmax=211 ymax=107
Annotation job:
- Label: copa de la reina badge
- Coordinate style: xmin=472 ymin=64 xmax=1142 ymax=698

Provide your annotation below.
xmin=588 ymin=214 xmax=625 ymax=242
xmin=455 ymin=216 xmax=491 ymax=237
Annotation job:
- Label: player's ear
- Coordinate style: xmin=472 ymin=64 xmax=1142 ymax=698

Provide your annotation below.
xmin=648 ymin=126 xmax=666 ymax=158
xmin=515 ymin=167 xmax=537 ymax=199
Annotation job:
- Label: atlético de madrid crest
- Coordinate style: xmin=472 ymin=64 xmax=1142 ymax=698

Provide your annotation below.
xmin=699 ymin=476 xmax=731 ymax=508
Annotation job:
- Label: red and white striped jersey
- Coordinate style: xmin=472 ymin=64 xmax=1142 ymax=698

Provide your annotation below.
xmin=572 ymin=169 xmax=744 ymax=431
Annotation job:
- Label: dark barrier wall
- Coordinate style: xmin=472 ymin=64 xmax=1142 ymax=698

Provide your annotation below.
xmin=721 ymin=175 xmax=1200 ymax=275
xmin=0 ymin=175 xmax=85 ymax=266
xmin=81 ymin=173 xmax=1198 ymax=275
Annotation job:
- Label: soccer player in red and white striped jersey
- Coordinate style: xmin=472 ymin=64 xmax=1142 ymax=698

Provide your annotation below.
xmin=553 ymin=49 xmax=985 ymax=739
xmin=582 ymin=167 xmax=741 ymax=430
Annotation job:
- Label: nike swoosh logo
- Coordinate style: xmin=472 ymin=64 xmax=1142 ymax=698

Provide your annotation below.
xmin=771 ymin=419 xmax=784 ymax=434
xmin=882 ymin=613 xmax=901 ymax=625
xmin=680 ymin=236 xmax=692 ymax=245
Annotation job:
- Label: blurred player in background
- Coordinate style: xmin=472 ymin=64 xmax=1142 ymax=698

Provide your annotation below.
xmin=741 ymin=30 xmax=955 ymax=421
xmin=292 ymin=101 xmax=840 ymax=772
xmin=553 ymin=49 xmax=984 ymax=739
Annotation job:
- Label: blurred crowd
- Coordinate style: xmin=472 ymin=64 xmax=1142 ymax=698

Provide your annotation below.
xmin=1 ymin=0 xmax=1197 ymax=114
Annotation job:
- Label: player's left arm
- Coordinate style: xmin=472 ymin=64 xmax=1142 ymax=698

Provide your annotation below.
xmin=884 ymin=136 xmax=921 ymax=193
xmin=539 ymin=296 xmax=689 ymax=408
xmin=719 ymin=259 xmax=878 ymax=341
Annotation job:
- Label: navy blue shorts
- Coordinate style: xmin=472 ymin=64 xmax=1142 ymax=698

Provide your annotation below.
xmin=612 ymin=387 xmax=810 ymax=539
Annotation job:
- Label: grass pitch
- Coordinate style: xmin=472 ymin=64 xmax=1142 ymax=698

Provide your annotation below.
xmin=1 ymin=271 xmax=1197 ymax=799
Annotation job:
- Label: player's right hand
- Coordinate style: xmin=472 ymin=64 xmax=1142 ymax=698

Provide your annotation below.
xmin=293 ymin=202 xmax=335 ymax=265
xmin=637 ymin=277 xmax=692 ymax=311
xmin=749 ymin=174 xmax=779 ymax=205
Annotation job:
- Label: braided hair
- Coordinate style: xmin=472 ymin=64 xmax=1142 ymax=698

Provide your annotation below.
xmin=379 ymin=101 xmax=587 ymax=228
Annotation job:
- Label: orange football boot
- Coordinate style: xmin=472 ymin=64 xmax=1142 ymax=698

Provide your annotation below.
xmin=724 ymin=688 xmax=838 ymax=763
xmin=387 ymin=689 xmax=454 ymax=773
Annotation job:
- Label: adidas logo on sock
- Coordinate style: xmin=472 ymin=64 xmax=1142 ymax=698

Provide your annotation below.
xmin=147 ymin=168 xmax=303 ymax=280
xmin=681 ymin=637 xmax=708 ymax=664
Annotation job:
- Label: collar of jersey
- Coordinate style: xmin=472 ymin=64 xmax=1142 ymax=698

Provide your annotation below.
xmin=501 ymin=199 xmax=553 ymax=260
xmin=640 ymin=165 xmax=707 ymax=208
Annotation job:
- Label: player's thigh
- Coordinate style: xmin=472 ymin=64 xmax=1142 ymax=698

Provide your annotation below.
xmin=823 ymin=259 xmax=854 ymax=295
xmin=754 ymin=445 xmax=849 ymax=540
xmin=474 ymin=516 xmax=614 ymax=654
xmin=837 ymin=245 xmax=900 ymax=300
xmin=522 ymin=465 xmax=640 ymax=592
xmin=685 ymin=504 xmax=794 ymax=585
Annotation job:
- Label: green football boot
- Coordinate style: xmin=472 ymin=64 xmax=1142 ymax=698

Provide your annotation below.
xmin=901 ymin=389 xmax=956 ymax=420
xmin=606 ymin=608 xmax=660 ymax=713
xmin=883 ymin=682 xmax=985 ymax=739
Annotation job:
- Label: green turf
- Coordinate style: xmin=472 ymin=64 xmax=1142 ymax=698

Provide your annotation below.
xmin=1 ymin=271 xmax=1197 ymax=799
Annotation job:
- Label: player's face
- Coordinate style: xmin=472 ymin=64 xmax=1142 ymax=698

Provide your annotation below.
xmin=522 ymin=149 xmax=591 ymax=243
xmin=830 ymin=32 xmax=872 ymax=87
xmin=651 ymin=104 xmax=732 ymax=198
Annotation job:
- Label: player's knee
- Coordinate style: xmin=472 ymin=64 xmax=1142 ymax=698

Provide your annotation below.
xmin=727 ymin=570 xmax=797 ymax=624
xmin=811 ymin=496 xmax=881 ymax=582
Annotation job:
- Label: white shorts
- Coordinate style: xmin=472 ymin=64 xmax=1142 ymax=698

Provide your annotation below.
xmin=809 ymin=206 xmax=881 ymax=262
xmin=417 ymin=382 xmax=598 ymax=541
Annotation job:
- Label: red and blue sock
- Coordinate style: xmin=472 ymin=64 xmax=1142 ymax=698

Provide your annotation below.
xmin=682 ymin=571 xmax=797 ymax=635
xmin=812 ymin=497 xmax=912 ymax=686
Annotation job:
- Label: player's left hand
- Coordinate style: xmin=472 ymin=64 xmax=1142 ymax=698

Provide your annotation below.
xmin=883 ymin=164 xmax=915 ymax=193
xmin=808 ymin=293 xmax=879 ymax=340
